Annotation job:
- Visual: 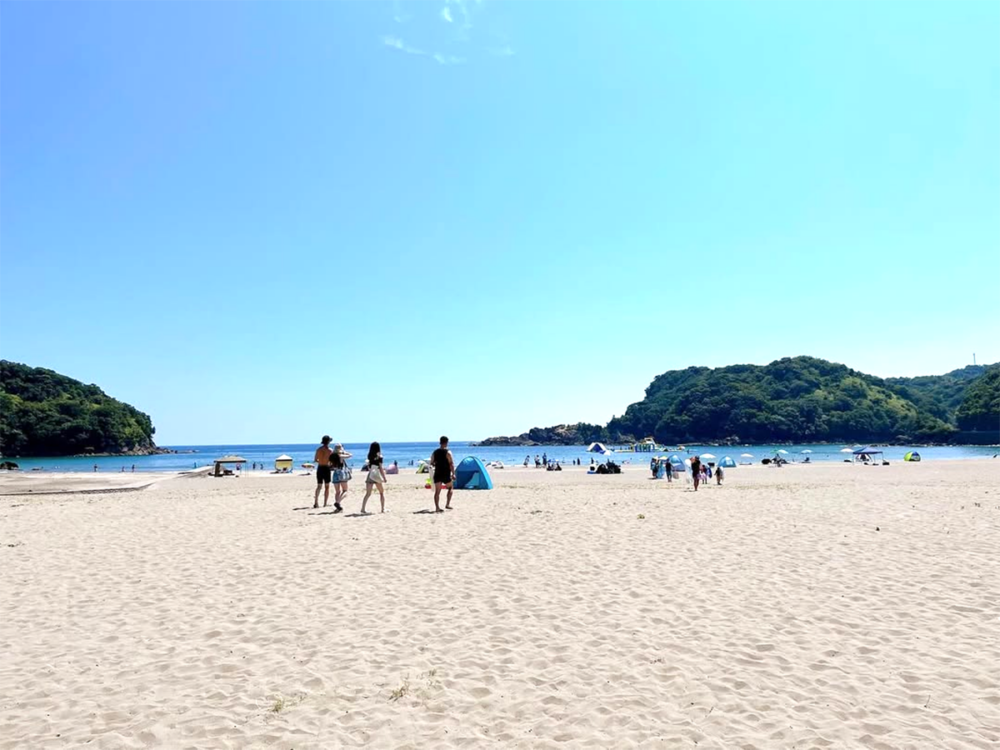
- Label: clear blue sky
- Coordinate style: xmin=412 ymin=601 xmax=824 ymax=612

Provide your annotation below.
xmin=2 ymin=1 xmax=998 ymax=444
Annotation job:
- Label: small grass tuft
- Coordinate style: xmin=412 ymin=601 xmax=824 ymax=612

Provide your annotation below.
xmin=389 ymin=678 xmax=410 ymax=702
xmin=637 ymin=513 xmax=646 ymax=520
xmin=271 ymin=695 xmax=286 ymax=713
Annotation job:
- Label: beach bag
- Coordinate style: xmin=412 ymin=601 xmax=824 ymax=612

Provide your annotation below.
xmin=344 ymin=465 xmax=353 ymax=481
xmin=368 ymin=466 xmax=382 ymax=483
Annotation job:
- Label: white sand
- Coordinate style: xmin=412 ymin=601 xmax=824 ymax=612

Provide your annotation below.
xmin=1 ymin=461 xmax=998 ymax=748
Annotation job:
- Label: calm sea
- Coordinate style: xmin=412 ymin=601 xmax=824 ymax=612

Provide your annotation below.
xmin=5 ymin=441 xmax=998 ymax=473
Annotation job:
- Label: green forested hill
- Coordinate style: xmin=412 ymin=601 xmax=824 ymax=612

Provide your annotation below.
xmin=886 ymin=364 xmax=991 ymax=423
xmin=604 ymin=357 xmax=956 ymax=444
xmin=954 ymin=368 xmax=1000 ymax=433
xmin=0 ymin=361 xmax=158 ymax=457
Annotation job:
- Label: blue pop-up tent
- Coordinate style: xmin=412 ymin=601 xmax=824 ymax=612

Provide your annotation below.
xmin=718 ymin=456 xmax=737 ymax=468
xmin=454 ymin=456 xmax=494 ymax=490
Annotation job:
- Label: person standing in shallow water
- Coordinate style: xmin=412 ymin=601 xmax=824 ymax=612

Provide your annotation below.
xmin=430 ymin=436 xmax=455 ymax=512
xmin=314 ymin=435 xmax=333 ymax=509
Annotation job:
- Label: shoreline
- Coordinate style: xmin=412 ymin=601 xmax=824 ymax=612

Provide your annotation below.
xmin=2 ymin=456 xmax=997 ymax=496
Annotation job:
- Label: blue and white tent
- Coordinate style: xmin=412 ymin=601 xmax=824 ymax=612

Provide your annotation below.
xmin=454 ymin=456 xmax=494 ymax=490
xmin=718 ymin=456 xmax=737 ymax=468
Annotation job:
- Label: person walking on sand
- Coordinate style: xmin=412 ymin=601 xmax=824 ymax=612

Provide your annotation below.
xmin=330 ymin=443 xmax=352 ymax=513
xmin=716 ymin=465 xmax=724 ymax=486
xmin=314 ymin=435 xmax=334 ymax=509
xmin=691 ymin=455 xmax=702 ymax=491
xmin=361 ymin=442 xmax=388 ymax=514
xmin=430 ymin=436 xmax=455 ymax=512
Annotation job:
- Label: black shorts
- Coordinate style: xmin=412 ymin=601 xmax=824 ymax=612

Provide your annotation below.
xmin=433 ymin=473 xmax=452 ymax=485
xmin=316 ymin=465 xmax=332 ymax=484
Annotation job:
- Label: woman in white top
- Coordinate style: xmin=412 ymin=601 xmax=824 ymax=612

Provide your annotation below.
xmin=360 ymin=441 xmax=388 ymax=514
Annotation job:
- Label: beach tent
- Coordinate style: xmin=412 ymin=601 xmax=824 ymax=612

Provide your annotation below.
xmin=416 ymin=460 xmax=431 ymax=474
xmin=852 ymin=446 xmax=884 ymax=464
xmin=212 ymin=456 xmax=246 ymax=477
xmin=904 ymin=451 xmax=921 ymax=462
xmin=274 ymin=454 xmax=293 ymax=472
xmin=719 ymin=456 xmax=737 ymax=468
xmin=667 ymin=454 xmax=686 ymax=468
xmin=454 ymin=456 xmax=493 ymax=490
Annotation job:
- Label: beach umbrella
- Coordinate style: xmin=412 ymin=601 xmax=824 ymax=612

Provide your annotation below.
xmin=801 ymin=449 xmax=812 ymax=454
xmin=740 ymin=453 xmax=754 ymax=458
xmin=701 ymin=453 xmax=716 ymax=459
xmin=776 ymin=449 xmax=789 ymax=455
xmin=839 ymin=448 xmax=853 ymax=453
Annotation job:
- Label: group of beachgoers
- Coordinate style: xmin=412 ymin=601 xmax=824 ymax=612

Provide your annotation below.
xmin=522 ymin=453 xmax=584 ymax=469
xmin=312 ymin=435 xmax=457 ymax=514
xmin=649 ymin=454 xmax=723 ymax=490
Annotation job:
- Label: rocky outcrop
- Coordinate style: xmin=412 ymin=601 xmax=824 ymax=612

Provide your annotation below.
xmin=476 ymin=424 xmax=633 ymax=447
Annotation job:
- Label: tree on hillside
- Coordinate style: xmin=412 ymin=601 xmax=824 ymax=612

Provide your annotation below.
xmin=955 ymin=368 xmax=1000 ymax=433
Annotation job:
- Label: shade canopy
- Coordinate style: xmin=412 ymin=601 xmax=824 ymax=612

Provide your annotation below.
xmin=276 ymin=454 xmax=293 ymax=461
xmin=852 ymin=446 xmax=882 ymax=455
xmin=212 ymin=456 xmax=246 ymax=477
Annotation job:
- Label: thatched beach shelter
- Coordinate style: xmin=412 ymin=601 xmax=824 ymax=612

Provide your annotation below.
xmin=213 ymin=456 xmax=246 ymax=477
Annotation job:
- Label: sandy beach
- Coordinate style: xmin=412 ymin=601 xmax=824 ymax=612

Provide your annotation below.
xmin=1 ymin=460 xmax=998 ymax=749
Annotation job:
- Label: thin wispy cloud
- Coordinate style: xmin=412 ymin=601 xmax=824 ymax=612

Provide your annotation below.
xmin=380 ymin=0 xmax=505 ymax=67
xmin=382 ymin=35 xmax=427 ymax=56
xmin=433 ymin=53 xmax=465 ymax=66
xmin=391 ymin=0 xmax=410 ymax=23
xmin=441 ymin=0 xmax=479 ymax=30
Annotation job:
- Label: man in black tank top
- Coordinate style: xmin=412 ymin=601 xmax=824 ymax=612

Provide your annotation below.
xmin=430 ymin=435 xmax=455 ymax=512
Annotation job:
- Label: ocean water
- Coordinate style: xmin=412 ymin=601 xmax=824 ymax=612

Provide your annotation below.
xmin=4 ymin=441 xmax=998 ymax=473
